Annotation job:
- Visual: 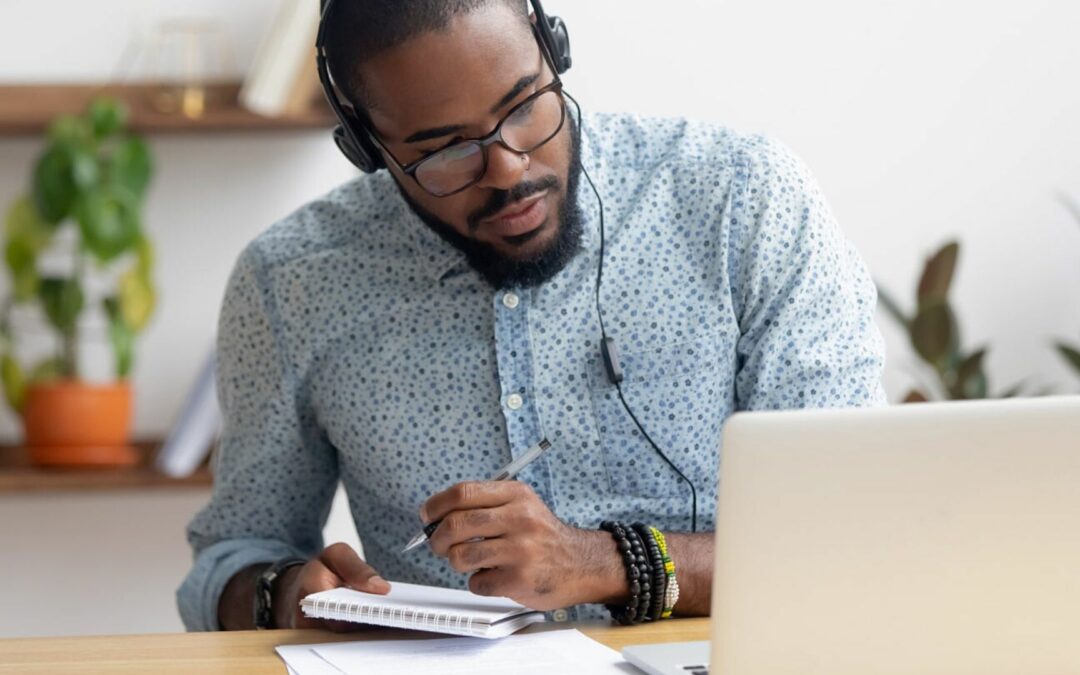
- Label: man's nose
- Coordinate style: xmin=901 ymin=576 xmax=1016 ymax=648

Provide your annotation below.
xmin=475 ymin=143 xmax=528 ymax=192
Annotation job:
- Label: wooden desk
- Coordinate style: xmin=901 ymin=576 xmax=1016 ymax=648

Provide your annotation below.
xmin=0 ymin=619 xmax=709 ymax=674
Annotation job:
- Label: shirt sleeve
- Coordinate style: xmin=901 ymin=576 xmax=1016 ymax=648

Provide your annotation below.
xmin=728 ymin=135 xmax=887 ymax=409
xmin=176 ymin=243 xmax=339 ymax=631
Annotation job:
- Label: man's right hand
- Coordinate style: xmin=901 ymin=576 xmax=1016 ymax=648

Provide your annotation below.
xmin=273 ymin=542 xmax=391 ymax=631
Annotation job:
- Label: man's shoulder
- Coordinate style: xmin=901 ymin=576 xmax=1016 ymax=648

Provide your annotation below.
xmin=582 ymin=110 xmax=789 ymax=172
xmin=242 ymin=172 xmax=407 ymax=271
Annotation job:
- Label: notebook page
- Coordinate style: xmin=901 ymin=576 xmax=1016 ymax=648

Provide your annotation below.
xmin=302 ymin=581 xmax=532 ymax=623
xmin=307 ymin=629 xmax=630 ymax=675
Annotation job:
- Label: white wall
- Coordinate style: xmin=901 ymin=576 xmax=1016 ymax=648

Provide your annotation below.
xmin=1 ymin=0 xmax=1078 ymax=637
xmin=0 ymin=485 xmax=361 ymax=637
xmin=553 ymin=0 xmax=1080 ymax=399
xmin=1 ymin=0 xmax=1078 ymax=437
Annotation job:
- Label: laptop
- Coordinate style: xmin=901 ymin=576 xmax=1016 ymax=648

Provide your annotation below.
xmin=623 ymin=396 xmax=1080 ymax=675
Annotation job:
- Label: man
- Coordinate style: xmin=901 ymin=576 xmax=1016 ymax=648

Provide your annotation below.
xmin=178 ymin=0 xmax=885 ymax=631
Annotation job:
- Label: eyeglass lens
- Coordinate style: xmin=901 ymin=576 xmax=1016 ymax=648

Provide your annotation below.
xmin=414 ymin=89 xmax=564 ymax=197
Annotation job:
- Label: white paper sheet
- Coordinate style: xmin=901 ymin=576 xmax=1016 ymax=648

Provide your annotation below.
xmin=278 ymin=629 xmax=636 ymax=675
xmin=276 ymin=644 xmax=346 ymax=675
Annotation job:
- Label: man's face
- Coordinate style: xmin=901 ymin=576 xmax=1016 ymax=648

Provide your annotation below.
xmin=358 ymin=4 xmax=581 ymax=287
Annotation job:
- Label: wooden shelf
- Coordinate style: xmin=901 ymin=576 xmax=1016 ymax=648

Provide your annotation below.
xmin=0 ymin=82 xmax=336 ymax=136
xmin=0 ymin=441 xmax=213 ymax=493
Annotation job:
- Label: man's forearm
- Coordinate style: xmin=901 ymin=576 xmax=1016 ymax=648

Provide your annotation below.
xmin=664 ymin=532 xmax=714 ymax=616
xmin=580 ymin=528 xmax=714 ymax=617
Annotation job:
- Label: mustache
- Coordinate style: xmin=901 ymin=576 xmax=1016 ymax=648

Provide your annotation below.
xmin=467 ymin=175 xmax=561 ymax=233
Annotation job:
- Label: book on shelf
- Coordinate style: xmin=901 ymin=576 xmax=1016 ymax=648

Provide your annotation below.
xmin=240 ymin=0 xmax=323 ymax=117
xmin=155 ymin=350 xmax=221 ymax=478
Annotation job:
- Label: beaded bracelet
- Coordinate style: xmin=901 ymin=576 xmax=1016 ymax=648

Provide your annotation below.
xmin=632 ymin=523 xmax=667 ymax=621
xmin=649 ymin=526 xmax=679 ymax=618
xmin=623 ymin=525 xmax=653 ymax=621
xmin=599 ymin=520 xmax=646 ymax=625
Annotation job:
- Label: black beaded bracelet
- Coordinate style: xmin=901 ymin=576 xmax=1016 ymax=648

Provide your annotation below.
xmin=623 ymin=525 xmax=653 ymax=621
xmin=633 ymin=523 xmax=668 ymax=622
xmin=600 ymin=520 xmax=648 ymax=625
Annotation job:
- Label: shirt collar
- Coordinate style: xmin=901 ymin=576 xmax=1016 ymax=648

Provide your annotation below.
xmin=402 ymin=203 xmax=469 ymax=282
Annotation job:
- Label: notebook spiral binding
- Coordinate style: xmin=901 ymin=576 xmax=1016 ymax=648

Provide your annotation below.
xmin=311 ymin=596 xmax=479 ymax=635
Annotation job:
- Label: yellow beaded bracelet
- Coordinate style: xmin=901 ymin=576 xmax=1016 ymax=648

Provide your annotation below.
xmin=650 ymin=526 xmax=678 ymax=618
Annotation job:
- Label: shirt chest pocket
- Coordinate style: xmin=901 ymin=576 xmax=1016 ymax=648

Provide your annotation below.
xmin=587 ymin=330 xmax=735 ymax=500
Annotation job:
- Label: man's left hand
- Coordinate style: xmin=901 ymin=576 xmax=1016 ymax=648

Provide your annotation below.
xmin=421 ymin=481 xmax=626 ymax=611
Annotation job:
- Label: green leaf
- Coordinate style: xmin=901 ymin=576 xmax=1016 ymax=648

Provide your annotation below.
xmin=134 ymin=234 xmax=154 ymax=278
xmin=108 ymin=136 xmax=153 ymax=200
xmin=88 ymin=96 xmax=129 ymax=140
xmin=32 ymin=145 xmax=78 ymax=224
xmin=911 ymin=301 xmax=955 ymax=366
xmin=119 ymin=266 xmax=156 ymax=332
xmin=1 ymin=353 xmax=26 ymax=414
xmin=1057 ymin=343 xmax=1080 ymax=375
xmin=954 ymin=348 xmax=988 ymax=400
xmin=39 ymin=277 xmax=84 ymax=334
xmin=68 ymin=146 xmax=100 ymax=191
xmin=28 ymin=357 xmax=65 ymax=384
xmin=917 ymin=241 xmax=959 ymax=308
xmin=960 ymin=370 xmax=988 ymax=400
xmin=47 ymin=114 xmax=92 ymax=146
xmin=999 ymin=382 xmax=1027 ymax=399
xmin=5 ymin=195 xmax=56 ymax=250
xmin=104 ymin=301 xmax=135 ymax=379
xmin=875 ymin=285 xmax=908 ymax=327
xmin=5 ymin=238 xmax=39 ymax=302
xmin=75 ymin=187 xmax=141 ymax=263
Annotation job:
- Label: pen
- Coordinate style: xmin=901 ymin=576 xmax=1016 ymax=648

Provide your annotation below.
xmin=401 ymin=438 xmax=553 ymax=553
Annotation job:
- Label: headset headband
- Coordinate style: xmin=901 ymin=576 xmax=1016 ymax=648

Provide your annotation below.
xmin=315 ymin=0 xmax=571 ymax=174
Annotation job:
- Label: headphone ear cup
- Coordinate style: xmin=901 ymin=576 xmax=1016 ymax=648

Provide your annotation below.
xmin=545 ymin=15 xmax=572 ymax=74
xmin=333 ymin=124 xmax=384 ymax=173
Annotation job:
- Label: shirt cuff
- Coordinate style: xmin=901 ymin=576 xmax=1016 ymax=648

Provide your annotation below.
xmin=176 ymin=538 xmax=308 ymax=631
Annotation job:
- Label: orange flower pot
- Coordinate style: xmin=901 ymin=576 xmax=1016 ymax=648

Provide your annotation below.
xmin=23 ymin=380 xmax=139 ymax=467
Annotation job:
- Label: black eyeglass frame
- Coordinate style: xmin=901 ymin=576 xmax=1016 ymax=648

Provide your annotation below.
xmin=362 ymin=25 xmax=568 ymax=198
xmin=368 ymin=79 xmax=566 ymax=198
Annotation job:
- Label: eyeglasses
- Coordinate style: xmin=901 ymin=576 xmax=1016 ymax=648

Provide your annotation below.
xmin=368 ymin=79 xmax=567 ymax=198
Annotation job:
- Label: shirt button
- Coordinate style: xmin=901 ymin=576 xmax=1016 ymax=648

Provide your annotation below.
xmin=502 ymin=292 xmax=520 ymax=309
xmin=506 ymin=393 xmax=524 ymax=410
xmin=552 ymin=609 xmax=569 ymax=622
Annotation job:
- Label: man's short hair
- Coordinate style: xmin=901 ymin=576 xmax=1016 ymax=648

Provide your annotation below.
xmin=324 ymin=0 xmax=530 ymax=109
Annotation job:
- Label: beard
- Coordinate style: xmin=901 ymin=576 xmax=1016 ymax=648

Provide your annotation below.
xmin=395 ymin=120 xmax=585 ymax=290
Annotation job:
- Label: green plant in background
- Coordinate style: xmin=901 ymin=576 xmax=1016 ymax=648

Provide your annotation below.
xmin=1055 ymin=196 xmax=1080 ymax=380
xmin=878 ymin=241 xmax=1022 ymax=402
xmin=0 ymin=96 xmax=156 ymax=413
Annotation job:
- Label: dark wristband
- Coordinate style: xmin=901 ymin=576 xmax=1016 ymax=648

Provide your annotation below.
xmin=633 ymin=522 xmax=667 ymax=621
xmin=600 ymin=520 xmax=652 ymax=625
xmin=254 ymin=556 xmax=307 ymax=629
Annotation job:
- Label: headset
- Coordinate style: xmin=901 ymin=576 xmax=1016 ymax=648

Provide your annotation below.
xmin=316 ymin=0 xmax=698 ymax=532
xmin=316 ymin=0 xmax=571 ymax=174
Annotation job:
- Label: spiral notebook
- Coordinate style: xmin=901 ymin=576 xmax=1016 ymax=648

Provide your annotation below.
xmin=300 ymin=582 xmax=546 ymax=638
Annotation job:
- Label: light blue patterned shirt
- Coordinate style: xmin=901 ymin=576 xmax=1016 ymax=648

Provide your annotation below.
xmin=178 ymin=110 xmax=886 ymax=630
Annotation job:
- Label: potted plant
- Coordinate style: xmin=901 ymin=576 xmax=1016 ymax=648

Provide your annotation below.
xmin=1 ymin=96 xmax=156 ymax=466
xmin=877 ymin=241 xmax=1023 ymax=402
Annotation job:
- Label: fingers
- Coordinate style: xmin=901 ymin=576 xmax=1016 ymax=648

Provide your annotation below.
xmin=445 ymin=538 xmax=514 ymax=574
xmin=468 ymin=567 xmax=516 ymax=598
xmin=427 ymin=506 xmax=509 ymax=556
xmin=319 ymin=542 xmax=390 ymax=595
xmin=421 ymin=480 xmax=526 ymax=524
xmin=288 ymin=544 xmax=389 ymax=630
